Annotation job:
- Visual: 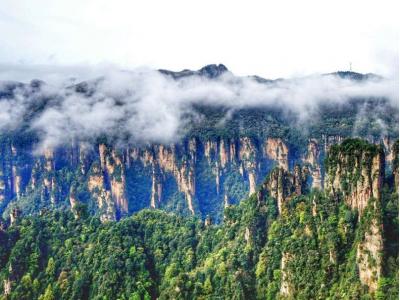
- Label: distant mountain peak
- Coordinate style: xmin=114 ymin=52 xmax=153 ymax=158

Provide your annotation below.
xmin=159 ymin=64 xmax=229 ymax=79
xmin=198 ymin=64 xmax=228 ymax=78
xmin=325 ymin=71 xmax=381 ymax=81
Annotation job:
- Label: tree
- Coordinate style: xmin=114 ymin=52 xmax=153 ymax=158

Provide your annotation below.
xmin=46 ymin=257 xmax=56 ymax=278
xmin=39 ymin=284 xmax=55 ymax=300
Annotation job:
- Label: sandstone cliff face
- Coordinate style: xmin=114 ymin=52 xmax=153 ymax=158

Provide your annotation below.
xmin=0 ymin=144 xmax=25 ymax=203
xmin=303 ymin=139 xmax=322 ymax=189
xmin=204 ymin=140 xmax=218 ymax=163
xmin=280 ymin=252 xmax=293 ymax=297
xmin=85 ymin=144 xmax=130 ymax=221
xmin=382 ymin=136 xmax=395 ymax=166
xmin=150 ymin=166 xmax=162 ymax=209
xmin=265 ymin=138 xmax=289 ymax=171
xmin=1 ymin=135 xmax=396 ymax=224
xmin=104 ymin=147 xmax=128 ymax=215
xmin=324 ymin=143 xmax=384 ymax=215
xmin=324 ymin=140 xmax=385 ymax=292
xmin=128 ymin=136 xmax=281 ymax=214
xmin=0 ymin=134 xmax=300 ymax=221
xmin=3 ymin=278 xmax=11 ymax=296
xmin=239 ymin=137 xmax=258 ymax=195
xmin=24 ymin=147 xmax=59 ymax=205
xmin=264 ymin=165 xmax=307 ymax=214
xmin=88 ymin=161 xmax=116 ymax=222
xmin=0 ymin=134 xmax=291 ymax=219
xmin=78 ymin=143 xmax=89 ymax=175
xmin=69 ymin=191 xmax=77 ymax=211
xmin=357 ymin=218 xmax=383 ymax=292
xmin=11 ymin=147 xmax=22 ymax=200
xmin=134 ymin=142 xmax=197 ymax=214
xmin=9 ymin=207 xmax=20 ymax=226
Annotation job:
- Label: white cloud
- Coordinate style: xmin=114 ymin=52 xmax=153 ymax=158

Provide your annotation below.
xmin=0 ymin=67 xmax=397 ymax=152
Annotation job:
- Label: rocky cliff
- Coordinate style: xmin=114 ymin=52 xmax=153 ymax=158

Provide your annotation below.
xmin=357 ymin=217 xmax=383 ymax=292
xmin=324 ymin=139 xmax=385 ymax=292
xmin=0 ymin=138 xmax=398 ymax=299
xmin=303 ymin=139 xmax=322 ymax=189
xmin=1 ymin=134 xmax=397 ymax=222
xmin=0 ymin=135 xmax=291 ymax=221
xmin=324 ymin=139 xmax=384 ymax=215
xmin=262 ymin=165 xmax=308 ymax=214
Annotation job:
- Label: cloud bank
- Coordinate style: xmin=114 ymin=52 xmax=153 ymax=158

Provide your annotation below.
xmin=0 ymin=66 xmax=398 ymax=151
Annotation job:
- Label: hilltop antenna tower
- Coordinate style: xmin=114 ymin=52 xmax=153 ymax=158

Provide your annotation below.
xmin=349 ymin=62 xmax=352 ymax=72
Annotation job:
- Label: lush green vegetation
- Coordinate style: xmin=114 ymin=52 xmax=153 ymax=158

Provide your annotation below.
xmin=1 ymin=139 xmax=398 ymax=299
xmin=0 ymin=81 xmax=398 ymax=299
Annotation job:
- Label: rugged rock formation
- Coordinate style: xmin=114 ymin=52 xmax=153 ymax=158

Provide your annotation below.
xmin=90 ymin=144 xmax=129 ymax=219
xmin=150 ymin=166 xmax=162 ymax=208
xmin=0 ymin=134 xmax=303 ymax=220
xmin=69 ymin=187 xmax=78 ymax=218
xmin=280 ymin=252 xmax=293 ymax=296
xmin=88 ymin=161 xmax=116 ymax=222
xmin=303 ymin=139 xmax=322 ymax=189
xmin=357 ymin=218 xmax=383 ymax=292
xmin=324 ymin=139 xmax=386 ymax=292
xmin=383 ymin=136 xmax=394 ymax=166
xmin=244 ymin=226 xmax=251 ymax=243
xmin=0 ymin=135 xmax=396 ymax=223
xmin=239 ymin=137 xmax=258 ymax=195
xmin=204 ymin=140 xmax=218 ymax=163
xmin=204 ymin=215 xmax=212 ymax=227
xmin=329 ymin=249 xmax=336 ymax=264
xmin=0 ymin=143 xmax=27 ymax=203
xmin=264 ymin=165 xmax=307 ymax=214
xmin=9 ymin=207 xmax=21 ymax=225
xmin=265 ymin=138 xmax=289 ymax=171
xmin=149 ymin=143 xmax=196 ymax=214
xmin=324 ymin=140 xmax=384 ymax=215
xmin=3 ymin=279 xmax=11 ymax=296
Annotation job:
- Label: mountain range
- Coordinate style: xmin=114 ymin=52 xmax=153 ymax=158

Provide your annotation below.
xmin=0 ymin=65 xmax=398 ymax=299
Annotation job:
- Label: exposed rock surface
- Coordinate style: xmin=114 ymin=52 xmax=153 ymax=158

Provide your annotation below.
xmin=265 ymin=138 xmax=289 ymax=171
xmin=324 ymin=141 xmax=384 ymax=215
xmin=88 ymin=161 xmax=116 ymax=222
xmin=324 ymin=140 xmax=386 ymax=292
xmin=0 ymin=135 xmax=396 ymax=223
xmin=9 ymin=207 xmax=20 ymax=225
xmin=303 ymin=139 xmax=322 ymax=189
xmin=280 ymin=252 xmax=293 ymax=296
xmin=357 ymin=218 xmax=383 ymax=292
xmin=264 ymin=165 xmax=308 ymax=214
xmin=139 ymin=143 xmax=196 ymax=214
xmin=3 ymin=279 xmax=11 ymax=296
xmin=239 ymin=137 xmax=258 ymax=195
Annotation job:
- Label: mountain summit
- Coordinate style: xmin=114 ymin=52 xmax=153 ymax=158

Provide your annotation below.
xmin=158 ymin=63 xmax=229 ymax=79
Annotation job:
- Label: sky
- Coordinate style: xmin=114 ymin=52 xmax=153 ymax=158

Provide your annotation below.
xmin=0 ymin=0 xmax=398 ymax=81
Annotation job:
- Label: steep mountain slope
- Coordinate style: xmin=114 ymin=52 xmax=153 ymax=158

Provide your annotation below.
xmin=0 ymin=139 xmax=397 ymax=299
xmin=0 ymin=65 xmax=398 ymax=223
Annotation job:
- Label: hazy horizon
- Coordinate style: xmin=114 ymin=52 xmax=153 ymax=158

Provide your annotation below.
xmin=1 ymin=0 xmax=398 ymax=80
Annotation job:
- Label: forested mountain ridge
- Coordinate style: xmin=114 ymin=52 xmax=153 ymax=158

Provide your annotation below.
xmin=0 ymin=139 xmax=398 ymax=299
xmin=0 ymin=65 xmax=398 ymax=222
xmin=0 ymin=65 xmax=398 ymax=298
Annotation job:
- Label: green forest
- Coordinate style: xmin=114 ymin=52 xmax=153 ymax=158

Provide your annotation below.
xmin=0 ymin=139 xmax=398 ymax=300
